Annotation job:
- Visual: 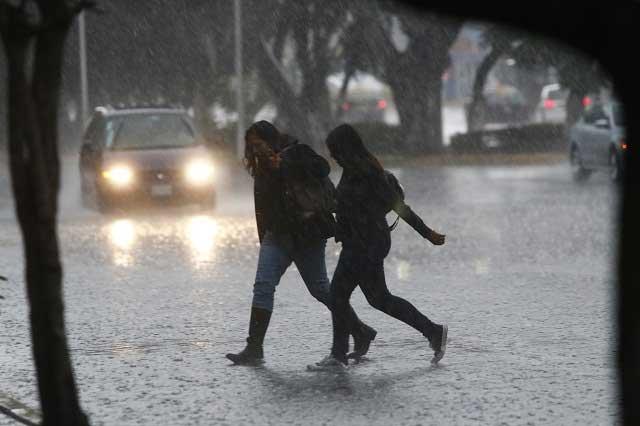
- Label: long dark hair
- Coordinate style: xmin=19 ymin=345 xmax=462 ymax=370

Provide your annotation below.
xmin=244 ymin=120 xmax=281 ymax=176
xmin=325 ymin=124 xmax=384 ymax=175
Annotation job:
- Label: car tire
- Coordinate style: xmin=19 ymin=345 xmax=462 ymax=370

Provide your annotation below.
xmin=570 ymin=145 xmax=591 ymax=182
xmin=610 ymin=149 xmax=623 ymax=183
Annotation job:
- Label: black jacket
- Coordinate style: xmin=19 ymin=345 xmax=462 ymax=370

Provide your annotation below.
xmin=253 ymin=138 xmax=334 ymax=250
xmin=335 ymin=168 xmax=432 ymax=259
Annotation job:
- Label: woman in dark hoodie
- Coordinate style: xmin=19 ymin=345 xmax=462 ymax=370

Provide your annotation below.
xmin=309 ymin=124 xmax=447 ymax=370
xmin=226 ymin=121 xmax=376 ymax=365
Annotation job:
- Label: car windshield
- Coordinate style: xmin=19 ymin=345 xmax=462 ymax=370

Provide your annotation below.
xmin=612 ymin=103 xmax=625 ymax=126
xmin=110 ymin=113 xmax=196 ymax=150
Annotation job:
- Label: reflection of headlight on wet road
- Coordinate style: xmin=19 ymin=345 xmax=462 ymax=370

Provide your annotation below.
xmin=185 ymin=160 xmax=214 ymax=185
xmin=102 ymin=166 xmax=134 ymax=187
xmin=187 ymin=215 xmax=218 ymax=255
xmin=108 ymin=219 xmax=136 ymax=249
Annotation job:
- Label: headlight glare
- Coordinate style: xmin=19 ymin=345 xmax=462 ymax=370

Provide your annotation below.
xmin=185 ymin=160 xmax=214 ymax=185
xmin=102 ymin=166 xmax=134 ymax=187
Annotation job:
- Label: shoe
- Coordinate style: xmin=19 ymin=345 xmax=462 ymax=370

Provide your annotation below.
xmin=348 ymin=324 xmax=377 ymax=360
xmin=226 ymin=344 xmax=264 ymax=365
xmin=226 ymin=307 xmax=271 ymax=365
xmin=429 ymin=324 xmax=448 ymax=365
xmin=307 ymin=354 xmax=347 ymax=371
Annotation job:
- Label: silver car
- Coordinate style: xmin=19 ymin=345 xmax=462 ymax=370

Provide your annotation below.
xmin=533 ymin=83 xmax=568 ymax=124
xmin=79 ymin=107 xmax=217 ymax=212
xmin=569 ymin=100 xmax=626 ymax=182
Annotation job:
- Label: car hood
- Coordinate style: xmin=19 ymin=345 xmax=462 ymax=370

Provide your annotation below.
xmin=102 ymin=145 xmax=212 ymax=171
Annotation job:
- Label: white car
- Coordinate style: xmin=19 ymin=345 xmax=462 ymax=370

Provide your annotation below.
xmin=533 ymin=83 xmax=569 ymax=123
xmin=569 ymin=100 xmax=627 ymax=182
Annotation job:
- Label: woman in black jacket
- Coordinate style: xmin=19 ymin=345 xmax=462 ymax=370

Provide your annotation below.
xmin=226 ymin=121 xmax=376 ymax=365
xmin=309 ymin=124 xmax=447 ymax=370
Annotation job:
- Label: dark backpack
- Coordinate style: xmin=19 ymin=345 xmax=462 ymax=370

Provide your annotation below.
xmin=284 ymin=176 xmax=337 ymax=220
xmin=279 ymin=143 xmax=337 ymax=220
xmin=385 ymin=170 xmax=404 ymax=231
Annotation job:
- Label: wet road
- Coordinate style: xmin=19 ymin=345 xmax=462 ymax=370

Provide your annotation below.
xmin=0 ymin=160 xmax=620 ymax=425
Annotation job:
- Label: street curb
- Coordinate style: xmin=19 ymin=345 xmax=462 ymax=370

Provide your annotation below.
xmin=377 ymin=151 xmax=567 ymax=167
xmin=0 ymin=393 xmax=40 ymax=426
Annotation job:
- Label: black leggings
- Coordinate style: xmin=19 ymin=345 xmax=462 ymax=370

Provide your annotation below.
xmin=330 ymin=248 xmax=437 ymax=358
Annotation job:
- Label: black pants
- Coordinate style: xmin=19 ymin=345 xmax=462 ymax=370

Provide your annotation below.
xmin=330 ymin=248 xmax=437 ymax=358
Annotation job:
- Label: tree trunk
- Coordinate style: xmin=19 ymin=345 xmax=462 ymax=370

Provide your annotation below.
xmin=516 ymin=69 xmax=546 ymax=119
xmin=382 ymin=19 xmax=462 ymax=153
xmin=253 ymin=41 xmax=315 ymax=145
xmin=0 ymin=3 xmax=89 ymax=425
xmin=387 ymin=47 xmax=449 ymax=153
xmin=566 ymin=89 xmax=585 ymax=128
xmin=467 ymin=46 xmax=505 ymax=131
xmin=396 ymin=75 xmax=444 ymax=153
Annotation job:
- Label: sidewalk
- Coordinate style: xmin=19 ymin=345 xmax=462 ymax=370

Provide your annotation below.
xmin=379 ymin=151 xmax=567 ymax=167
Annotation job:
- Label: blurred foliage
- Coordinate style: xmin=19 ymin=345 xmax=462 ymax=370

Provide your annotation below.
xmin=468 ymin=23 xmax=610 ymax=130
xmin=51 ymin=1 xmax=463 ymax=153
xmin=0 ymin=1 xmax=605 ymax=155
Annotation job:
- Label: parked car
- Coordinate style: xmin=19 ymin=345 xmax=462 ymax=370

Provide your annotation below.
xmin=466 ymin=85 xmax=530 ymax=129
xmin=569 ymin=100 xmax=626 ymax=182
xmin=533 ymin=83 xmax=595 ymax=124
xmin=533 ymin=83 xmax=568 ymax=123
xmin=79 ymin=107 xmax=216 ymax=212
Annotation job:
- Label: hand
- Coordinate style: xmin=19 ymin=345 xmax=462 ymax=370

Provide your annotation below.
xmin=254 ymin=148 xmax=280 ymax=170
xmin=269 ymin=153 xmax=282 ymax=169
xmin=426 ymin=230 xmax=445 ymax=246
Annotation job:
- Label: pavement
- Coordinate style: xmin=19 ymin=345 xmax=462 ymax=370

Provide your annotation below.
xmin=0 ymin=157 xmax=621 ymax=425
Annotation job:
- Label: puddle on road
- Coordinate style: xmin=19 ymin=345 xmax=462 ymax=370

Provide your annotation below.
xmin=76 ymin=338 xmax=214 ymax=357
xmin=101 ymin=214 xmax=252 ymax=270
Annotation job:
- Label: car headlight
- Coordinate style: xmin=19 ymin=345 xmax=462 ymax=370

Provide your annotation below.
xmin=185 ymin=160 xmax=214 ymax=185
xmin=102 ymin=166 xmax=134 ymax=187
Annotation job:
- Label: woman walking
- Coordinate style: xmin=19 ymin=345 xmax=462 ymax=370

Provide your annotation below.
xmin=309 ymin=124 xmax=447 ymax=370
xmin=226 ymin=121 xmax=376 ymax=365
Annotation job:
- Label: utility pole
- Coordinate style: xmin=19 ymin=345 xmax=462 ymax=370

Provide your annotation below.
xmin=78 ymin=11 xmax=89 ymax=128
xmin=234 ymin=0 xmax=245 ymax=160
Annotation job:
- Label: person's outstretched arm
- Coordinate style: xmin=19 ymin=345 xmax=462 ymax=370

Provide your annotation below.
xmin=373 ymin=171 xmax=445 ymax=245
xmin=393 ymin=200 xmax=445 ymax=245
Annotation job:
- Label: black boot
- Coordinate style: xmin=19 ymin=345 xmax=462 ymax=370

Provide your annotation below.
xmin=348 ymin=321 xmax=377 ymax=360
xmin=226 ymin=307 xmax=272 ymax=365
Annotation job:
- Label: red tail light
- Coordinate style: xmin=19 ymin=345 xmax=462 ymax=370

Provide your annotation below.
xmin=341 ymin=102 xmax=351 ymax=111
xmin=544 ymin=99 xmax=556 ymax=109
xmin=377 ymin=99 xmax=388 ymax=110
xmin=621 ymin=138 xmax=628 ymax=150
xmin=582 ymin=96 xmax=592 ymax=107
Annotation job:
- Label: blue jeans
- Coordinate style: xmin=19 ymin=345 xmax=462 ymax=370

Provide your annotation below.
xmin=252 ymin=233 xmax=332 ymax=312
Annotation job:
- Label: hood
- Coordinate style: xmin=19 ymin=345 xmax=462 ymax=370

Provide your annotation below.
xmin=278 ymin=133 xmax=299 ymax=152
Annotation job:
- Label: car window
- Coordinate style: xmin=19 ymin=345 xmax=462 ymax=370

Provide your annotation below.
xmin=583 ymin=105 xmax=606 ymax=125
xmin=110 ymin=114 xmax=196 ymax=150
xmin=83 ymin=117 xmax=105 ymax=147
xmin=105 ymin=119 xmax=119 ymax=148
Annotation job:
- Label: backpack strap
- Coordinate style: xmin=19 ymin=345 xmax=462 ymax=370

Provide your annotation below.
xmin=384 ymin=170 xmax=404 ymax=231
xmin=389 ymin=214 xmax=401 ymax=231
